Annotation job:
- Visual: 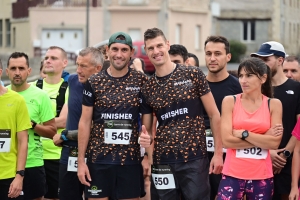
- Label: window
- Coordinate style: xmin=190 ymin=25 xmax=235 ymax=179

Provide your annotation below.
xmin=242 ymin=20 xmax=255 ymax=42
xmin=12 ymin=27 xmax=16 ymax=48
xmin=128 ymin=28 xmax=141 ymax=41
xmin=175 ymin=24 xmax=181 ymax=44
xmin=0 ymin=20 xmax=3 ymax=47
xmin=195 ymin=25 xmax=201 ymax=50
xmin=122 ymin=0 xmax=146 ymax=5
xmin=5 ymin=19 xmax=11 ymax=47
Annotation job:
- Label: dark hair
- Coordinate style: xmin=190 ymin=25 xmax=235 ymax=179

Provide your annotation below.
xmin=129 ymin=58 xmax=145 ymax=71
xmin=47 ymin=46 xmax=67 ymax=59
xmin=228 ymin=70 xmax=238 ymax=78
xmin=144 ymin=28 xmax=167 ymax=44
xmin=0 ymin=58 xmax=3 ymax=70
xmin=169 ymin=44 xmax=188 ymax=62
xmin=238 ymin=57 xmax=273 ymax=98
xmin=7 ymin=52 xmax=29 ymax=68
xmin=187 ymin=53 xmax=199 ymax=67
xmin=285 ymin=55 xmax=300 ymax=64
xmin=40 ymin=59 xmax=44 ymax=72
xmin=204 ymin=36 xmax=230 ymax=54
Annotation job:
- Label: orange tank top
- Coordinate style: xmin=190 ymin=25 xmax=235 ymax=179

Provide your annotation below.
xmin=222 ymin=94 xmax=273 ymax=180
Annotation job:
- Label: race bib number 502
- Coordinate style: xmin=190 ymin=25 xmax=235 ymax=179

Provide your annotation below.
xmin=0 ymin=129 xmax=11 ymax=152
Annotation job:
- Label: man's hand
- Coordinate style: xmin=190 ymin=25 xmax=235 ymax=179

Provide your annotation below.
xmin=8 ymin=175 xmax=23 ymax=198
xmin=209 ymin=154 xmax=223 ymax=174
xmin=53 ymin=134 xmax=63 ymax=146
xmin=270 ymin=149 xmax=286 ymax=169
xmin=139 ymin=125 xmax=151 ymax=148
xmin=265 ymin=124 xmax=283 ymax=137
xmin=77 ymin=161 xmax=91 ymax=187
xmin=289 ymin=186 xmax=299 ymax=200
xmin=141 ymin=156 xmax=151 ymax=178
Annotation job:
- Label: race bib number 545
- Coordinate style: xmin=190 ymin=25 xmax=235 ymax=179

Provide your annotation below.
xmin=104 ymin=120 xmax=133 ymax=145
xmin=0 ymin=129 xmax=11 ymax=152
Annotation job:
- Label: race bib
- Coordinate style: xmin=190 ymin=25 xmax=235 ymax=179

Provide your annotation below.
xmin=151 ymin=165 xmax=176 ymax=190
xmin=205 ymin=129 xmax=226 ymax=153
xmin=236 ymin=147 xmax=268 ymax=159
xmin=104 ymin=120 xmax=133 ymax=145
xmin=67 ymin=148 xmax=86 ymax=172
xmin=0 ymin=129 xmax=11 ymax=152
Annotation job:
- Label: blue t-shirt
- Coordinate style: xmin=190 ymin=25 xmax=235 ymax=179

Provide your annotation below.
xmin=60 ymin=74 xmax=83 ymax=164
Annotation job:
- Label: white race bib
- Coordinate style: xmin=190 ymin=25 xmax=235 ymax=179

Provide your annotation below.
xmin=236 ymin=147 xmax=268 ymax=159
xmin=205 ymin=129 xmax=226 ymax=153
xmin=67 ymin=148 xmax=87 ymax=172
xmin=151 ymin=165 xmax=176 ymax=190
xmin=0 ymin=129 xmax=11 ymax=152
xmin=104 ymin=120 xmax=133 ymax=145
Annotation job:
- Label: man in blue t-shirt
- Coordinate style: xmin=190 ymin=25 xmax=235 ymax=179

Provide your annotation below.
xmin=53 ymin=47 xmax=103 ymax=200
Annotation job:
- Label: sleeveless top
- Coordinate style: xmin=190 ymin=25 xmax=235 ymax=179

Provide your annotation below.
xmin=222 ymin=94 xmax=273 ymax=180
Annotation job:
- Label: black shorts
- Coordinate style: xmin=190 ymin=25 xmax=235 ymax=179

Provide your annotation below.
xmin=151 ymin=158 xmax=210 ymax=200
xmin=0 ymin=178 xmax=24 ymax=200
xmin=23 ymin=166 xmax=46 ymax=200
xmin=273 ymin=156 xmax=292 ymax=198
xmin=59 ymin=163 xmax=85 ymax=200
xmin=85 ymin=163 xmax=141 ymax=199
xmin=44 ymin=159 xmax=59 ymax=199
xmin=208 ymin=152 xmax=226 ymax=200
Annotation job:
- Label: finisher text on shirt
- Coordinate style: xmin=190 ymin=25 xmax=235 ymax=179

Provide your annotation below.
xmin=161 ymin=108 xmax=188 ymax=120
xmin=101 ymin=113 xmax=133 ymax=120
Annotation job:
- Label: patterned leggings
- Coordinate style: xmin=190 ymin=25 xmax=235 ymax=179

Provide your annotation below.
xmin=216 ymin=175 xmax=273 ymax=200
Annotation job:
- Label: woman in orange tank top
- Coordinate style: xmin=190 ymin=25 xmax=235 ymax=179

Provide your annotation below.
xmin=216 ymin=57 xmax=283 ymax=200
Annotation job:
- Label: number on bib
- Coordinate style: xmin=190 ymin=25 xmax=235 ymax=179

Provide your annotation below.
xmin=236 ymin=147 xmax=268 ymax=159
xmin=0 ymin=130 xmax=11 ymax=152
xmin=151 ymin=165 xmax=176 ymax=190
xmin=67 ymin=148 xmax=87 ymax=172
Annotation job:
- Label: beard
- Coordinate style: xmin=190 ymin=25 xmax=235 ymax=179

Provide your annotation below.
xmin=271 ymin=67 xmax=277 ymax=77
xmin=208 ymin=64 xmax=225 ymax=74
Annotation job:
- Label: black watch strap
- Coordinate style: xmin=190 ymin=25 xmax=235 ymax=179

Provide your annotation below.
xmin=31 ymin=121 xmax=37 ymax=129
xmin=16 ymin=170 xmax=25 ymax=177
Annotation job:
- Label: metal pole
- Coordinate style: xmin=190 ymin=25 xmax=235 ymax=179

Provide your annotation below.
xmin=86 ymin=0 xmax=90 ymax=47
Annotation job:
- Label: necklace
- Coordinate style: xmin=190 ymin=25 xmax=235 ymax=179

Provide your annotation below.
xmin=154 ymin=64 xmax=176 ymax=87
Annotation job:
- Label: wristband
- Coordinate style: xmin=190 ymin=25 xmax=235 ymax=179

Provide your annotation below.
xmin=60 ymin=130 xmax=68 ymax=141
xmin=31 ymin=121 xmax=37 ymax=129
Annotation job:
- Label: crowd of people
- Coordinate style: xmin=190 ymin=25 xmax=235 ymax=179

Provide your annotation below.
xmin=0 ymin=27 xmax=300 ymax=200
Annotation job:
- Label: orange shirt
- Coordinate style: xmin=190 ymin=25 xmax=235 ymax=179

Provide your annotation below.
xmin=222 ymin=94 xmax=273 ymax=180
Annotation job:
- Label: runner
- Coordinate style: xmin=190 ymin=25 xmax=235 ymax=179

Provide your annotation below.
xmin=283 ymin=56 xmax=300 ymax=82
xmin=168 ymin=44 xmax=189 ymax=65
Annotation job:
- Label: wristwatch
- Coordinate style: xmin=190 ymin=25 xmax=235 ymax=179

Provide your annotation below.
xmin=31 ymin=121 xmax=37 ymax=129
xmin=60 ymin=130 xmax=68 ymax=141
xmin=241 ymin=130 xmax=249 ymax=140
xmin=283 ymin=150 xmax=291 ymax=158
xmin=16 ymin=170 xmax=25 ymax=177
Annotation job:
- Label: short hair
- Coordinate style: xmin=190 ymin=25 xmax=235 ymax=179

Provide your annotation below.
xmin=144 ymin=28 xmax=167 ymax=43
xmin=47 ymin=46 xmax=67 ymax=59
xmin=7 ymin=52 xmax=30 ymax=68
xmin=169 ymin=44 xmax=188 ymax=62
xmin=187 ymin=53 xmax=199 ymax=67
xmin=204 ymin=36 xmax=230 ymax=54
xmin=285 ymin=55 xmax=300 ymax=64
xmin=78 ymin=47 xmax=104 ymax=67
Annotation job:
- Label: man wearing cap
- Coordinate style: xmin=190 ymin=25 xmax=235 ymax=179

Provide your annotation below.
xmin=77 ymin=32 xmax=153 ymax=200
xmin=251 ymin=41 xmax=300 ymax=200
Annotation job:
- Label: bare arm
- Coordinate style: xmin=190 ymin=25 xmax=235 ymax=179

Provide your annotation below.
xmin=141 ymin=113 xmax=153 ymax=163
xmin=291 ymin=140 xmax=300 ymax=188
xmin=33 ymin=118 xmax=57 ymax=139
xmin=221 ymin=96 xmax=254 ymax=149
xmin=78 ymin=105 xmax=93 ymax=162
xmin=234 ymin=99 xmax=283 ymax=150
xmin=55 ymin=103 xmax=68 ymax=129
xmin=8 ymin=130 xmax=28 ymax=198
xmin=284 ymin=114 xmax=300 ymax=154
xmin=200 ymin=92 xmax=222 ymax=155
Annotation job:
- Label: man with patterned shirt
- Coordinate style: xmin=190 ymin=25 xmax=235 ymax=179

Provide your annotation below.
xmin=141 ymin=28 xmax=222 ymax=200
xmin=6 ymin=52 xmax=56 ymax=200
xmin=77 ymin=32 xmax=153 ymax=200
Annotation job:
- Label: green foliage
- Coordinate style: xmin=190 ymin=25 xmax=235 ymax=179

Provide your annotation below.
xmin=229 ymin=40 xmax=247 ymax=63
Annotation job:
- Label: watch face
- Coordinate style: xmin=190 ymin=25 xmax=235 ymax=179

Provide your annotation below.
xmin=284 ymin=150 xmax=291 ymax=157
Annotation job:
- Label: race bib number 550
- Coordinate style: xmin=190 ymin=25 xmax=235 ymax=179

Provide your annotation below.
xmin=0 ymin=129 xmax=11 ymax=152
xmin=151 ymin=165 xmax=176 ymax=190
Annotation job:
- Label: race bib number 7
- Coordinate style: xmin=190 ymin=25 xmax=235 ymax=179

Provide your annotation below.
xmin=0 ymin=129 xmax=11 ymax=152
xmin=151 ymin=165 xmax=176 ymax=190
xmin=104 ymin=120 xmax=133 ymax=145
